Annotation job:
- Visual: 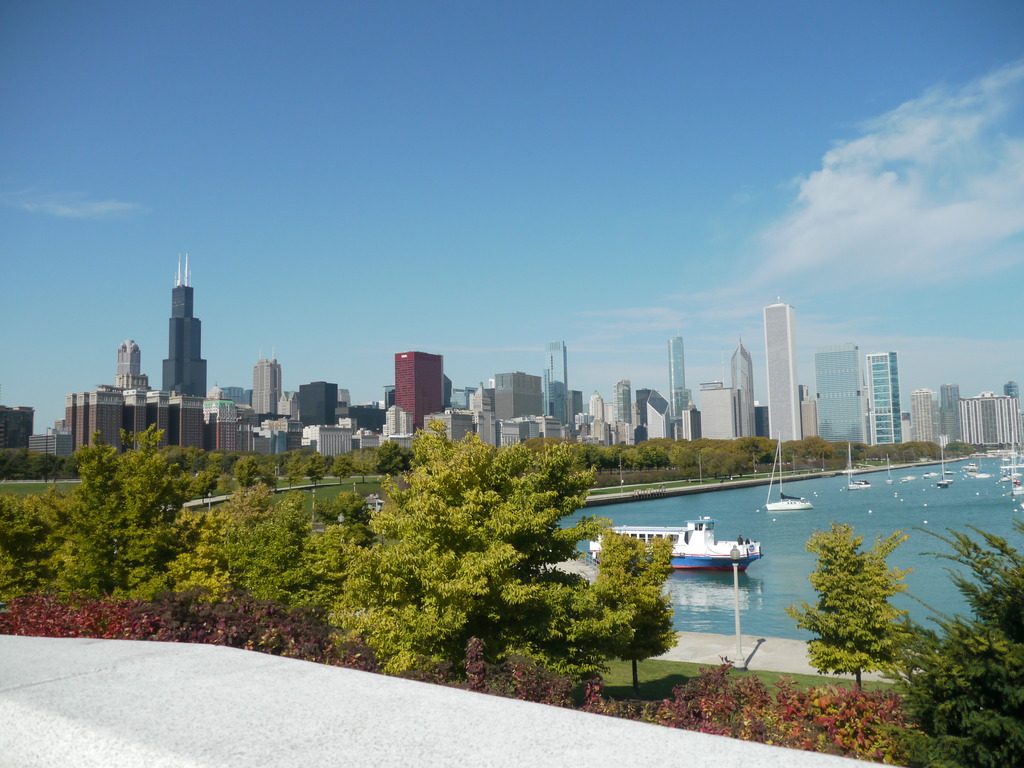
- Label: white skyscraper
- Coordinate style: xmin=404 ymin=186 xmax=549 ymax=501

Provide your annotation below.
xmin=814 ymin=343 xmax=866 ymax=444
xmin=959 ymin=392 xmax=1022 ymax=446
xmin=699 ymin=382 xmax=738 ymax=440
xmin=253 ymin=357 xmax=283 ymax=416
xmin=731 ymin=340 xmax=755 ymax=437
xmin=911 ymin=389 xmax=938 ymax=443
xmin=763 ymin=301 xmax=801 ymax=442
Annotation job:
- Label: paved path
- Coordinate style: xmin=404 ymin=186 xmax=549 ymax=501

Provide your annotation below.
xmin=657 ymin=631 xmax=886 ymax=682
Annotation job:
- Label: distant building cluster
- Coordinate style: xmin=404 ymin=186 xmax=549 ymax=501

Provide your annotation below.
xmin=3 ymin=269 xmax=1021 ymax=456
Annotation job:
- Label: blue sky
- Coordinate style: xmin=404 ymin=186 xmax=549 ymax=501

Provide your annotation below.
xmin=3 ymin=1 xmax=1024 ymax=430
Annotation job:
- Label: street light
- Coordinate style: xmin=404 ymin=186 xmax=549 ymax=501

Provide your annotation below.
xmin=730 ymin=545 xmax=744 ymax=669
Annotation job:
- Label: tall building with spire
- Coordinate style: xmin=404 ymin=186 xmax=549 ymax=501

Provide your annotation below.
xmin=161 ymin=256 xmax=207 ymax=397
xmin=730 ymin=340 xmax=754 ymax=437
xmin=543 ymin=340 xmax=569 ymax=425
xmin=763 ymin=301 xmax=801 ymax=442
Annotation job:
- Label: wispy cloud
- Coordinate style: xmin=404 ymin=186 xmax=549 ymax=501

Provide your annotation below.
xmin=751 ymin=61 xmax=1024 ymax=291
xmin=8 ymin=190 xmax=148 ymax=220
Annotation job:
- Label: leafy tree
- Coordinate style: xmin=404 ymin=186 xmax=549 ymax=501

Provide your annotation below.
xmin=51 ymin=427 xmax=191 ymax=598
xmin=306 ymin=453 xmax=327 ymax=486
xmin=349 ymin=448 xmax=376 ymax=482
xmin=331 ymin=454 xmax=354 ymax=482
xmin=190 ymin=469 xmax=219 ymax=500
xmin=167 ymin=508 xmax=232 ymax=598
xmin=898 ymin=520 xmax=1024 ymax=768
xmin=338 ymin=431 xmax=621 ymax=678
xmin=786 ymin=522 xmax=912 ymax=687
xmin=375 ymin=440 xmax=411 ymax=475
xmin=234 ymin=456 xmax=263 ymax=489
xmin=0 ymin=492 xmax=55 ymax=598
xmin=285 ymin=453 xmax=307 ymax=488
xmin=314 ymin=491 xmax=374 ymax=546
xmin=222 ymin=490 xmax=316 ymax=603
xmin=594 ymin=530 xmax=676 ymax=696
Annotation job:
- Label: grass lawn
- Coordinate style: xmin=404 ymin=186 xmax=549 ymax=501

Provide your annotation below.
xmin=0 ymin=481 xmax=78 ymax=497
xmin=598 ymin=658 xmax=895 ymax=701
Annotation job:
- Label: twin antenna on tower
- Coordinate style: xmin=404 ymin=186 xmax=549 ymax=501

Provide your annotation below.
xmin=175 ymin=253 xmax=192 ymax=288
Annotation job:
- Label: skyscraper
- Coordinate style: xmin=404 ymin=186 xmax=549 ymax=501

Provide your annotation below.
xmin=543 ymin=341 xmax=569 ymax=424
xmin=763 ymin=301 xmax=801 ymax=442
xmin=959 ymin=391 xmax=1022 ymax=446
xmin=161 ymin=257 xmax=207 ymax=397
xmin=117 ymin=339 xmax=140 ymax=378
xmin=493 ymin=372 xmax=543 ymax=420
xmin=394 ymin=351 xmax=443 ymax=430
xmin=668 ymin=337 xmax=691 ymax=418
xmin=865 ymin=351 xmax=902 ymax=445
xmin=298 ymin=381 xmax=339 ymax=427
xmin=910 ymin=389 xmax=938 ymax=443
xmin=814 ymin=343 xmax=865 ymax=443
xmin=613 ymin=380 xmax=632 ymax=424
xmin=939 ymin=383 xmax=961 ymax=441
xmin=699 ymin=382 xmax=737 ymax=440
xmin=730 ymin=340 xmax=754 ymax=437
xmin=1006 ymin=381 xmax=1020 ymax=399
xmin=252 ymin=357 xmax=283 ymax=416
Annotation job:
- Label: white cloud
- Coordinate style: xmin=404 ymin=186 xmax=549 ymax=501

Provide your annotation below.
xmin=752 ymin=61 xmax=1024 ymax=292
xmin=11 ymin=191 xmax=148 ymax=220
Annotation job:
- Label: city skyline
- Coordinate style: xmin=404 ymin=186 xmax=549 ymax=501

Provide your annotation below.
xmin=3 ymin=5 xmax=1023 ymax=428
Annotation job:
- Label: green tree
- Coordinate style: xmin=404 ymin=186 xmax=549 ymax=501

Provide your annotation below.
xmin=331 ymin=454 xmax=354 ymax=482
xmin=0 ymin=492 xmax=55 ymax=598
xmin=594 ymin=530 xmax=676 ymax=696
xmin=52 ymin=426 xmax=191 ymax=598
xmin=222 ymin=490 xmax=315 ymax=603
xmin=306 ymin=453 xmax=327 ymax=486
xmin=898 ymin=520 xmax=1024 ymax=768
xmin=375 ymin=440 xmax=411 ymax=475
xmin=285 ymin=453 xmax=307 ymax=488
xmin=786 ymin=522 xmax=912 ymax=687
xmin=338 ymin=431 xmax=619 ymax=677
xmin=234 ymin=456 xmax=262 ymax=489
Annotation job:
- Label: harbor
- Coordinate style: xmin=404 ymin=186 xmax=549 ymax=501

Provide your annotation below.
xmin=572 ymin=454 xmax=1024 ymax=641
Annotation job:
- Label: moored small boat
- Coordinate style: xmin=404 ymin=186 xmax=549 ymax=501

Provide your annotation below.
xmin=589 ymin=517 xmax=762 ymax=571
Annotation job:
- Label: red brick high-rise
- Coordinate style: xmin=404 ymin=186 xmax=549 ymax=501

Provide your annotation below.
xmin=394 ymin=351 xmax=443 ymax=431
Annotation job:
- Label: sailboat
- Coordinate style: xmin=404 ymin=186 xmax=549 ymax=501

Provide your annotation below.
xmin=846 ymin=443 xmax=870 ymax=489
xmin=936 ymin=443 xmax=953 ymax=488
xmin=765 ymin=439 xmax=813 ymax=511
xmin=885 ymin=455 xmax=894 ymax=485
xmin=1005 ymin=448 xmax=1024 ymax=496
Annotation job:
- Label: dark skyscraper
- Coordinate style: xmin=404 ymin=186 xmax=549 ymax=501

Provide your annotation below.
xmin=162 ymin=256 xmax=207 ymax=397
xmin=298 ymin=381 xmax=339 ymax=426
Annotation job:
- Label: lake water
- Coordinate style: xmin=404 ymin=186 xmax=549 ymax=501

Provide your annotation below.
xmin=573 ymin=457 xmax=1024 ymax=640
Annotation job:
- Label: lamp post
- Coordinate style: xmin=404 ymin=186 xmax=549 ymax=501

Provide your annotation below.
xmin=698 ymin=451 xmax=703 ymax=485
xmin=730 ymin=545 xmax=744 ymax=669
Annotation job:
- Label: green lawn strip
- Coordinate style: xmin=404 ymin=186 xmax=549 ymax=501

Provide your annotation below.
xmin=0 ymin=482 xmax=77 ymax=497
xmin=596 ymin=658 xmax=895 ymax=701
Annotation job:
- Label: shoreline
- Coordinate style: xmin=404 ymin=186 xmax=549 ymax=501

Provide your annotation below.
xmin=583 ymin=457 xmax=961 ymax=507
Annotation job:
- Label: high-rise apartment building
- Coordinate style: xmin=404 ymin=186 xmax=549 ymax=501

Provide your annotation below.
xmin=959 ymin=392 xmax=1022 ymax=446
xmin=298 ymin=381 xmax=339 ymax=427
xmin=493 ymin=372 xmax=543 ymax=420
xmin=543 ymin=341 xmax=569 ymax=425
xmin=395 ymin=351 xmax=444 ymax=431
xmin=613 ymin=380 xmax=632 ymax=424
xmin=668 ymin=337 xmax=691 ymax=418
xmin=866 ymin=352 xmax=902 ymax=445
xmin=939 ymin=383 xmax=961 ymax=441
xmin=731 ymin=340 xmax=754 ymax=437
xmin=161 ymin=257 xmax=207 ymax=397
xmin=252 ymin=357 xmax=283 ymax=416
xmin=910 ymin=389 xmax=938 ymax=443
xmin=763 ymin=301 xmax=801 ymax=442
xmin=814 ymin=343 xmax=865 ymax=443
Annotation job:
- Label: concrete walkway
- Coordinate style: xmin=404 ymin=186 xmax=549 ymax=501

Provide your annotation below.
xmin=658 ymin=631 xmax=886 ymax=682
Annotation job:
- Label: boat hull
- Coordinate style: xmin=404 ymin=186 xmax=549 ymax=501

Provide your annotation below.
xmin=670 ymin=552 xmax=762 ymax=570
xmin=765 ymin=499 xmax=813 ymax=511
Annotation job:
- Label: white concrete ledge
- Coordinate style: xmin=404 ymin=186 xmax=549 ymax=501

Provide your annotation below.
xmin=1 ymin=636 xmax=860 ymax=767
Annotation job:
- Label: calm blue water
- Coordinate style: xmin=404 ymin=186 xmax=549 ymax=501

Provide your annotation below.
xmin=573 ymin=457 xmax=1024 ymax=640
